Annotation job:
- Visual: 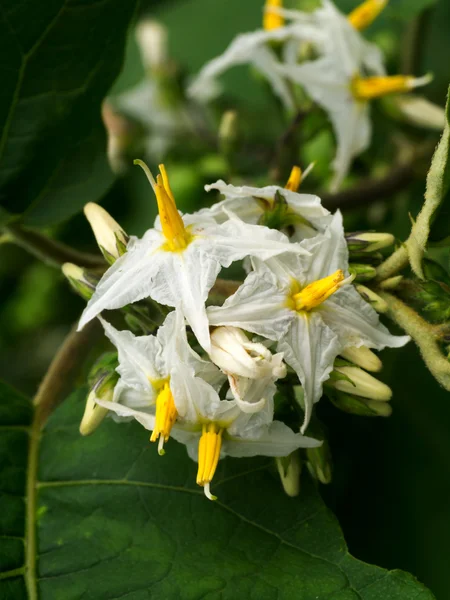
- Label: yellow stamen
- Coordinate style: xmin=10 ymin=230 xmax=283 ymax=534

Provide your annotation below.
xmin=293 ymin=269 xmax=352 ymax=311
xmin=134 ymin=160 xmax=188 ymax=251
xmin=150 ymin=382 xmax=177 ymax=455
xmin=264 ymin=0 xmax=284 ymax=31
xmin=285 ymin=166 xmax=302 ymax=192
xmin=351 ymin=74 xmax=430 ymax=101
xmin=348 ymin=0 xmax=387 ymax=31
xmin=196 ymin=423 xmax=223 ymax=500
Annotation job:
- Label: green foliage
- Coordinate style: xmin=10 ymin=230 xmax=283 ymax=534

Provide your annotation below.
xmin=0 ymin=384 xmax=436 ymax=599
xmin=0 ymin=0 xmax=138 ymax=228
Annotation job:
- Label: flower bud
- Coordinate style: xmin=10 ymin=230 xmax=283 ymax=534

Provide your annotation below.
xmin=276 ymin=452 xmax=302 ymax=497
xmin=306 ymin=441 xmax=332 ymax=484
xmin=101 ymin=100 xmax=141 ymax=174
xmin=340 ymin=346 xmax=382 ymax=372
xmin=332 ymin=366 xmax=392 ymax=401
xmin=62 ymin=263 xmax=100 ymax=300
xmin=349 ymin=263 xmax=377 ymax=282
xmin=346 ymin=231 xmax=394 ymax=253
xmin=330 ymin=390 xmax=392 ymax=417
xmin=356 ymin=285 xmax=388 ymax=313
xmin=136 ymin=20 xmax=168 ymax=73
xmin=218 ymin=110 xmax=239 ymax=157
xmin=80 ymin=360 xmax=119 ymax=436
xmin=210 ymin=326 xmax=286 ymax=379
xmin=385 ymin=94 xmax=446 ymax=131
xmin=379 ymin=275 xmax=403 ymax=290
xmin=84 ymin=202 xmax=128 ymax=263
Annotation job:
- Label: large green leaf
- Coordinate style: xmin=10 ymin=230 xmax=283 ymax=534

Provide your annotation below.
xmin=0 ymin=0 xmax=138 ymax=228
xmin=0 ymin=383 xmax=435 ymax=599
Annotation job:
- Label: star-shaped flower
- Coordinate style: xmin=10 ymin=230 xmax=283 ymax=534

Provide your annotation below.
xmin=97 ymin=362 xmax=321 ymax=500
xmin=207 ymin=211 xmax=409 ymax=432
xmin=78 ymin=162 xmax=310 ymax=352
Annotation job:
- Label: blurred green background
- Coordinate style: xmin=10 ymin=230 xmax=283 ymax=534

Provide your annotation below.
xmin=1 ymin=0 xmax=449 ymax=597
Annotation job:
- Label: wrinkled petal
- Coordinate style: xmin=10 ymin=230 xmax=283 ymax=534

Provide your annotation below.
xmin=278 ymin=312 xmax=341 ymax=433
xmin=223 ymin=420 xmax=321 ymax=458
xmin=99 ymin=317 xmax=161 ymax=391
xmin=95 ymin=398 xmax=156 ymax=431
xmin=207 ymin=271 xmax=293 ymax=341
xmin=322 ymin=286 xmax=410 ymax=349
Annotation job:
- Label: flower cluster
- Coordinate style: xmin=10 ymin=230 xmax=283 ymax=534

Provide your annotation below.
xmin=188 ymin=0 xmax=431 ymax=190
xmin=68 ymin=159 xmax=409 ymax=499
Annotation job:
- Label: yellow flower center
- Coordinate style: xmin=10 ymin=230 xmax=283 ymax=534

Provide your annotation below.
xmin=291 ymin=269 xmax=351 ymax=311
xmin=196 ymin=422 xmax=223 ymax=500
xmin=347 ymin=0 xmax=387 ymax=31
xmin=134 ymin=160 xmax=191 ymax=252
xmin=264 ymin=0 xmax=284 ymax=31
xmin=150 ymin=381 xmax=178 ymax=455
xmin=284 ymin=165 xmax=302 ymax=192
xmin=351 ymin=74 xmax=417 ymax=101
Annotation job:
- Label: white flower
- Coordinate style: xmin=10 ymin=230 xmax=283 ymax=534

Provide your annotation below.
xmin=98 ymin=310 xmax=223 ymax=454
xmin=210 ymin=325 xmax=286 ymax=413
xmin=78 ymin=162 xmax=310 ymax=353
xmin=201 ymin=170 xmax=331 ymax=240
xmin=207 ymin=211 xmax=409 ymax=432
xmin=187 ymin=15 xmax=320 ymax=110
xmin=97 ymin=363 xmax=321 ymax=500
xmin=275 ymin=0 xmax=431 ymax=189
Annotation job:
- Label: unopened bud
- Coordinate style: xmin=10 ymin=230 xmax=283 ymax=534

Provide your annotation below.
xmin=218 ymin=110 xmax=239 ymax=157
xmin=349 ymin=263 xmax=377 ymax=282
xmin=62 ymin=263 xmax=100 ymax=300
xmin=136 ymin=20 xmax=168 ymax=73
xmin=379 ymin=275 xmax=403 ymax=290
xmin=330 ymin=390 xmax=392 ymax=417
xmin=306 ymin=441 xmax=332 ymax=484
xmin=332 ymin=366 xmax=392 ymax=401
xmin=80 ymin=362 xmax=119 ymax=436
xmin=346 ymin=231 xmax=395 ymax=253
xmin=102 ymin=100 xmax=140 ymax=174
xmin=340 ymin=346 xmax=382 ymax=372
xmin=84 ymin=203 xmax=128 ymax=263
xmin=276 ymin=452 xmax=302 ymax=497
xmin=210 ymin=326 xmax=286 ymax=379
xmin=386 ymin=94 xmax=446 ymax=131
xmin=356 ymin=285 xmax=388 ymax=313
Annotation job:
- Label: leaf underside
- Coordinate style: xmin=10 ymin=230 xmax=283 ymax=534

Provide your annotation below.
xmin=0 ymin=383 xmax=435 ymax=599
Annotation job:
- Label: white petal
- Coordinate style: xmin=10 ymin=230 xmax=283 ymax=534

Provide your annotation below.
xmin=321 ymin=285 xmax=410 ymax=350
xmin=99 ymin=317 xmax=161 ymax=391
xmin=223 ymin=420 xmax=321 ymax=458
xmin=278 ymin=312 xmax=341 ymax=433
xmin=95 ymin=398 xmax=156 ymax=431
xmin=78 ymin=232 xmax=163 ymax=329
xmin=207 ymin=271 xmax=293 ymax=341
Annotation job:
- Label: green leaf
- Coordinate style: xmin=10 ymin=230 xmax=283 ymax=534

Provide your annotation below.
xmin=406 ymin=85 xmax=450 ymax=279
xmin=0 ymin=0 xmax=138 ymax=228
xmin=0 ymin=384 xmax=435 ymax=599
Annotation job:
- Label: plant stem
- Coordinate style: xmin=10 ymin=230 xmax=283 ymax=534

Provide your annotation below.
xmin=379 ymin=290 xmax=450 ymax=390
xmin=24 ymin=319 xmax=102 ymax=598
xmin=4 ymin=223 xmax=105 ymax=269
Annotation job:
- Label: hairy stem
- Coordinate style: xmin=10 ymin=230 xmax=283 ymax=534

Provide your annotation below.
xmin=4 ymin=223 xmax=105 ymax=269
xmin=379 ymin=291 xmax=450 ymax=390
xmin=25 ymin=319 xmax=102 ymax=598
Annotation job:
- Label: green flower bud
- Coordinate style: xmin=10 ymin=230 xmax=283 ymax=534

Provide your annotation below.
xmin=276 ymin=452 xmax=302 ymax=497
xmin=218 ymin=110 xmax=239 ymax=157
xmin=332 ymin=366 xmax=392 ymax=401
xmin=349 ymin=263 xmax=377 ymax=282
xmin=329 ymin=390 xmax=392 ymax=417
xmin=340 ymin=346 xmax=382 ymax=372
xmin=62 ymin=263 xmax=100 ymax=300
xmin=379 ymin=275 xmax=403 ymax=290
xmin=306 ymin=441 xmax=332 ymax=484
xmin=346 ymin=231 xmax=394 ymax=253
xmin=84 ymin=202 xmax=128 ymax=263
xmin=81 ymin=353 xmax=119 ymax=436
xmin=356 ymin=285 xmax=388 ymax=313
